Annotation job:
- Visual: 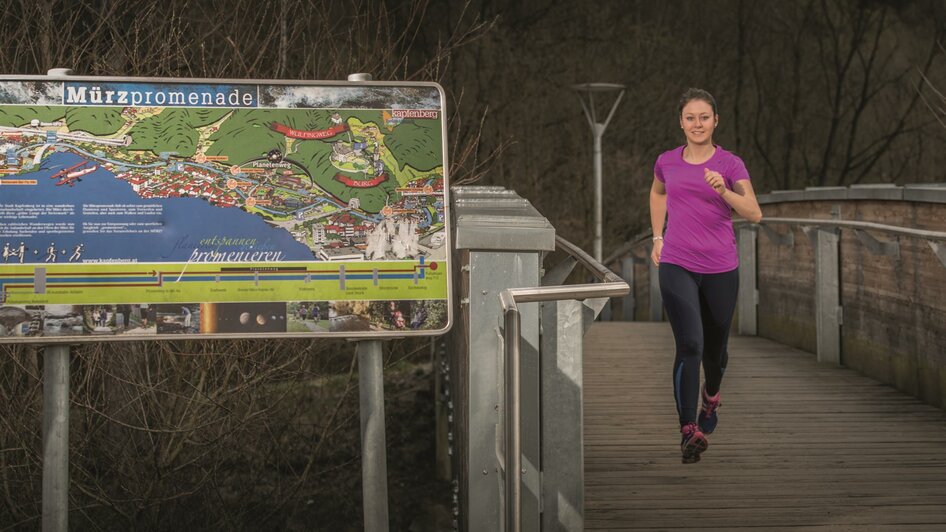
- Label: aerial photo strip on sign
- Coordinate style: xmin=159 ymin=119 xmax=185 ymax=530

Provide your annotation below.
xmin=0 ymin=75 xmax=451 ymax=342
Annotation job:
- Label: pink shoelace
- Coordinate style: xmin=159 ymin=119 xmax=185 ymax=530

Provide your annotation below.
xmin=703 ymin=392 xmax=721 ymax=416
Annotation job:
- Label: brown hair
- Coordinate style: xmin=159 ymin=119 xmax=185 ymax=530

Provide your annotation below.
xmin=678 ymin=88 xmax=717 ymax=116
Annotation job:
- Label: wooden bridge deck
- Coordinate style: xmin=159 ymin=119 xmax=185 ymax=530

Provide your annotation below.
xmin=583 ymin=322 xmax=946 ymax=531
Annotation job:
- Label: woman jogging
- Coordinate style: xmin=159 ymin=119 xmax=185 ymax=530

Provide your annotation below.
xmin=650 ymin=88 xmax=762 ymax=464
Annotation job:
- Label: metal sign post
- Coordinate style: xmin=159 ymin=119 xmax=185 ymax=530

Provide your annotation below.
xmin=356 ymin=338 xmax=389 ymax=531
xmin=40 ymin=68 xmax=74 ymax=532
xmin=347 ymin=72 xmax=389 ymax=532
xmin=573 ymin=83 xmax=625 ymax=263
xmin=42 ymin=344 xmax=70 ymax=532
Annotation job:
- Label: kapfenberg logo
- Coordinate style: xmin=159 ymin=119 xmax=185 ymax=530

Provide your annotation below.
xmin=63 ymin=82 xmax=258 ymax=108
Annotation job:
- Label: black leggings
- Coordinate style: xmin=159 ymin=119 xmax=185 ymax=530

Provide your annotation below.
xmin=659 ymin=263 xmax=739 ymax=427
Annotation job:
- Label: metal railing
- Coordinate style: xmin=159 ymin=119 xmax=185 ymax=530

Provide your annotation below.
xmin=499 ymin=235 xmax=628 ymax=532
xmin=736 ymin=217 xmax=946 ymax=248
xmin=607 ymin=217 xmax=946 ymax=306
xmin=736 ymin=216 xmax=946 ymax=362
xmin=604 ymin=215 xmax=946 ymax=366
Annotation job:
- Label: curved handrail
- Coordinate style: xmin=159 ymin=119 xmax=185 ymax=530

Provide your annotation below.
xmin=498 ymin=235 xmax=629 ymax=532
xmin=602 ymin=230 xmax=652 ymax=267
xmin=554 ymin=235 xmax=626 ymax=284
xmin=501 ymin=235 xmax=630 ymax=309
xmin=601 ymin=217 xmax=946 ymax=335
xmin=607 ymin=218 xmax=946 ymax=262
xmin=734 ymin=217 xmax=946 ymax=242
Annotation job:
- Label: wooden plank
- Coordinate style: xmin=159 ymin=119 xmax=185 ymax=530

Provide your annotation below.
xmin=583 ymin=322 xmax=946 ymax=530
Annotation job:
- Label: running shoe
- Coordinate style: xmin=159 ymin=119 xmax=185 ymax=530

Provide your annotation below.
xmin=698 ymin=387 xmax=721 ymax=434
xmin=680 ymin=423 xmax=708 ymax=464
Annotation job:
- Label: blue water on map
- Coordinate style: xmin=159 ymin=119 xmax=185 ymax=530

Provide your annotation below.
xmin=1 ymin=151 xmax=313 ymax=263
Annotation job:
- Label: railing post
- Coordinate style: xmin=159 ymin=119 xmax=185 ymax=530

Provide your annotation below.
xmin=738 ymin=226 xmax=758 ymax=335
xmin=814 ymin=228 xmax=842 ymax=364
xmin=648 ymin=245 xmax=662 ymax=321
xmin=620 ymin=256 xmax=636 ymax=321
xmin=42 ymin=345 xmax=70 ymax=532
xmin=357 ymin=340 xmax=389 ymax=532
xmin=503 ymin=305 xmax=522 ymax=532
xmin=540 ymin=299 xmax=586 ymax=531
xmin=452 ymin=187 xmax=554 ymax=531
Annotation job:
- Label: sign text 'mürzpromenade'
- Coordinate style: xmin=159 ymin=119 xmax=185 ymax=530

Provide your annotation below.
xmin=64 ymin=82 xmax=258 ymax=108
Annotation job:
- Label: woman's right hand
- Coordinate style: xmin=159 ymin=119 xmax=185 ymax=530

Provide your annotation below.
xmin=651 ymin=239 xmax=663 ymax=266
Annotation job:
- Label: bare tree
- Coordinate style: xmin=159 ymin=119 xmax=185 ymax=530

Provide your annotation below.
xmin=733 ymin=0 xmax=943 ymax=189
xmin=917 ymin=41 xmax=946 ymax=129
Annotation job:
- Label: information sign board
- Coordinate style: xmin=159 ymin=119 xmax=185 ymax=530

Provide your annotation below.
xmin=0 ymin=76 xmax=451 ymax=342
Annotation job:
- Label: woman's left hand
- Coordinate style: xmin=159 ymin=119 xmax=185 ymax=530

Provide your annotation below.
xmin=704 ymin=168 xmax=727 ymax=196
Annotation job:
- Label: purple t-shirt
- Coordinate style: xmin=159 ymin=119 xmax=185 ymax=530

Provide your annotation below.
xmin=654 ymin=145 xmax=750 ymax=274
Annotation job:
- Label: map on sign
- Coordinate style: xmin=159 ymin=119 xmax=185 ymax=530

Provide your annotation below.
xmin=0 ymin=78 xmax=450 ymax=341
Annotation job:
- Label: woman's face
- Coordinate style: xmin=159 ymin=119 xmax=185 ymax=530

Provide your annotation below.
xmin=679 ymin=99 xmax=717 ymax=145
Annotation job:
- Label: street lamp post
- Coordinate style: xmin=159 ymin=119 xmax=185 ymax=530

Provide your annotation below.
xmin=572 ymin=83 xmax=625 ymax=263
